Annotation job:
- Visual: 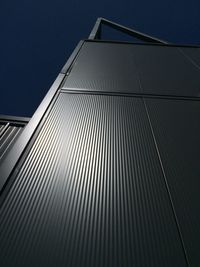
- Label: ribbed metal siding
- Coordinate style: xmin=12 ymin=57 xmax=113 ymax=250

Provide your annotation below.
xmin=63 ymin=42 xmax=142 ymax=94
xmin=0 ymin=122 xmax=24 ymax=161
xmin=63 ymin=42 xmax=200 ymax=98
xmin=0 ymin=93 xmax=186 ymax=267
xmin=145 ymin=98 xmax=200 ymax=267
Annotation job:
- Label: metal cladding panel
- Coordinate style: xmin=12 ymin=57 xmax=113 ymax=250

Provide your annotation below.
xmin=180 ymin=47 xmax=200 ymax=69
xmin=63 ymin=42 xmax=142 ymax=94
xmin=0 ymin=122 xmax=24 ymax=161
xmin=145 ymin=98 xmax=200 ymax=266
xmin=63 ymin=42 xmax=200 ymax=98
xmin=0 ymin=93 xmax=186 ymax=267
xmin=132 ymin=45 xmax=200 ymax=97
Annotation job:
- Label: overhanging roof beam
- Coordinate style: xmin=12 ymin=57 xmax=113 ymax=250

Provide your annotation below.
xmin=101 ymin=18 xmax=168 ymax=44
xmin=89 ymin=17 xmax=169 ymax=44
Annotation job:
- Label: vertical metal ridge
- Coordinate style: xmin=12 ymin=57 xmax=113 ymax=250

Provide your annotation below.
xmin=0 ymin=123 xmax=10 ymax=138
xmin=0 ymin=93 xmax=186 ymax=266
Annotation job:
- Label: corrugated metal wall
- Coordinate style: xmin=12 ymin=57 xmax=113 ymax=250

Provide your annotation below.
xmin=0 ymin=41 xmax=200 ymax=267
xmin=0 ymin=93 xmax=186 ymax=267
xmin=0 ymin=119 xmax=27 ymax=162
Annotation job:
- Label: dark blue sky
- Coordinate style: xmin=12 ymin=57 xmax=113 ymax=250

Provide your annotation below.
xmin=0 ymin=0 xmax=200 ymax=117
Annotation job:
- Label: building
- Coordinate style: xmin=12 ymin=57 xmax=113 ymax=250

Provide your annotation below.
xmin=0 ymin=18 xmax=200 ymax=267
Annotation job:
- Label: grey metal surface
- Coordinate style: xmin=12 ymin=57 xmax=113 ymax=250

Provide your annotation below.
xmin=63 ymin=42 xmax=200 ymax=98
xmin=180 ymin=47 xmax=200 ymax=69
xmin=0 ymin=115 xmax=30 ymax=123
xmin=133 ymin=45 xmax=200 ymax=97
xmin=0 ymin=93 xmax=186 ymax=267
xmin=63 ymin=42 xmax=142 ymax=94
xmin=145 ymin=98 xmax=200 ymax=267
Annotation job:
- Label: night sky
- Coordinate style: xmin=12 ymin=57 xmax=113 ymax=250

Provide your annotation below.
xmin=0 ymin=0 xmax=200 ymax=117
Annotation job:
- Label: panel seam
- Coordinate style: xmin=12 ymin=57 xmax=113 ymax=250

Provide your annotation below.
xmin=143 ymin=98 xmax=190 ymax=267
xmin=133 ymin=51 xmax=191 ymax=265
xmin=60 ymin=88 xmax=200 ymax=102
xmin=178 ymin=48 xmax=200 ymax=71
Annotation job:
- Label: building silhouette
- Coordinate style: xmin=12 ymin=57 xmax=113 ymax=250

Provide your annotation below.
xmin=0 ymin=18 xmax=200 ymax=267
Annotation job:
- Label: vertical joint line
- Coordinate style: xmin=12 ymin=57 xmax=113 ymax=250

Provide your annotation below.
xmin=143 ymin=98 xmax=190 ymax=267
xmin=178 ymin=48 xmax=200 ymax=71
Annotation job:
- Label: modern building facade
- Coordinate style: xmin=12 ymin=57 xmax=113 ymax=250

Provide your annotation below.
xmin=0 ymin=18 xmax=200 ymax=267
